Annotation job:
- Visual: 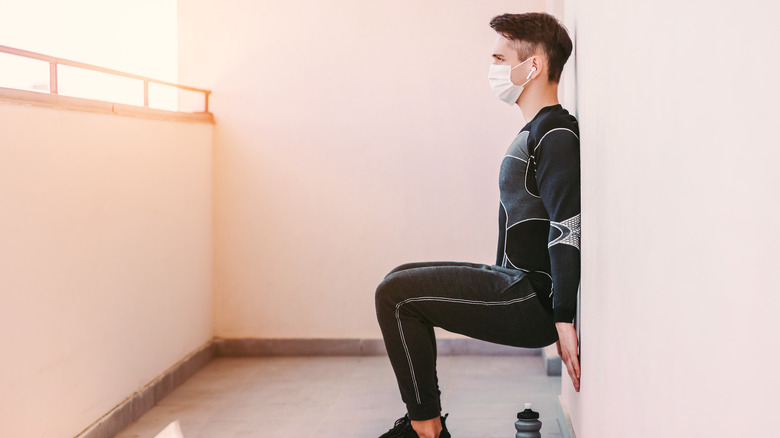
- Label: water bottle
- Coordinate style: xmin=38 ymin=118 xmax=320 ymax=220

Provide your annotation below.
xmin=515 ymin=402 xmax=542 ymax=438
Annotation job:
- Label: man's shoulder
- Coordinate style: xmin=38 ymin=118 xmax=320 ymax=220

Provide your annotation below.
xmin=528 ymin=107 xmax=579 ymax=154
xmin=530 ymin=106 xmax=579 ymax=138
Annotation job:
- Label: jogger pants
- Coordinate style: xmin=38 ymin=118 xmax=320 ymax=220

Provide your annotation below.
xmin=374 ymin=261 xmax=558 ymax=420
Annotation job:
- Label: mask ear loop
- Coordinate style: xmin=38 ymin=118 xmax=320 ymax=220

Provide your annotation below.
xmin=511 ymin=58 xmax=536 ymax=87
xmin=520 ymin=66 xmax=537 ymax=87
xmin=511 ymin=57 xmax=533 ymax=71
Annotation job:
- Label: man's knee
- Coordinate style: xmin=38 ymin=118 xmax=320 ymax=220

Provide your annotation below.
xmin=375 ymin=262 xmax=417 ymax=308
xmin=375 ymin=271 xmax=402 ymax=313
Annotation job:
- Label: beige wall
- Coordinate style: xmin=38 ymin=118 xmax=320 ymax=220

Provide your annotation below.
xmin=563 ymin=0 xmax=780 ymax=436
xmin=0 ymin=103 xmax=214 ymax=437
xmin=178 ymin=0 xmax=550 ymax=339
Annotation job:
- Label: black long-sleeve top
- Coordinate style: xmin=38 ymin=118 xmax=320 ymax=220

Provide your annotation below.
xmin=495 ymin=104 xmax=581 ymax=323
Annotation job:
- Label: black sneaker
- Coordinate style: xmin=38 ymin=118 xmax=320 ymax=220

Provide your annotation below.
xmin=440 ymin=413 xmax=451 ymax=438
xmin=379 ymin=413 xmax=451 ymax=438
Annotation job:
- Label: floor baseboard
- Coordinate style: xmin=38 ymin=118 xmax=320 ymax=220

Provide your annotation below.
xmin=214 ymin=337 xmax=541 ymax=357
xmin=76 ymin=337 xmax=540 ymax=438
xmin=75 ymin=341 xmax=217 ymax=438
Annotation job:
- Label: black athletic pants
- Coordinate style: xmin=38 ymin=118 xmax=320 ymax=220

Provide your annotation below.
xmin=374 ymin=261 xmax=558 ymax=421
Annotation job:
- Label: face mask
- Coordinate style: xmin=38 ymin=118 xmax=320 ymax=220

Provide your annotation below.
xmin=488 ymin=57 xmax=535 ymax=105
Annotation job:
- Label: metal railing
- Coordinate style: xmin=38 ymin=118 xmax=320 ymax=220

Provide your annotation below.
xmin=0 ymin=44 xmax=211 ymax=114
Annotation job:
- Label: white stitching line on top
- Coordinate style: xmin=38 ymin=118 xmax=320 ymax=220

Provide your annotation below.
xmin=505 ymin=154 xmax=528 ymax=163
xmin=500 ymin=200 xmax=508 ymax=268
xmin=532 ymin=270 xmax=554 ymax=298
xmin=394 ymin=293 xmax=538 ymax=405
xmin=396 ymin=310 xmax=421 ymax=403
xmin=532 ymin=127 xmax=579 ymax=154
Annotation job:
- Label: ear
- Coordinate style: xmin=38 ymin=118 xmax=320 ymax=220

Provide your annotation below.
xmin=528 ymin=56 xmax=543 ymax=80
xmin=526 ymin=65 xmax=537 ymax=80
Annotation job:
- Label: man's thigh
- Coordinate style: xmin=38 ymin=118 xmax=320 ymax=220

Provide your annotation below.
xmin=380 ymin=263 xmax=556 ymax=348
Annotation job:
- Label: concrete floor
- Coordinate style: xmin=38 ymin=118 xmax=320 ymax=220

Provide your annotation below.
xmin=115 ymin=355 xmax=568 ymax=438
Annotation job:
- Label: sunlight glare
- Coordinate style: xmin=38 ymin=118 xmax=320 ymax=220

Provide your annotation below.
xmin=0 ymin=0 xmax=178 ymax=110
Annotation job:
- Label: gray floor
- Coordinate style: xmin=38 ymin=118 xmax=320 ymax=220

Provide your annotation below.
xmin=115 ymin=355 xmax=568 ymax=438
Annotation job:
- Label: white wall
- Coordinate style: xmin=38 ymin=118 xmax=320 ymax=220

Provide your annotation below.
xmin=0 ymin=103 xmax=214 ymax=437
xmin=564 ymin=1 xmax=780 ymax=436
xmin=178 ymin=0 xmax=548 ymax=338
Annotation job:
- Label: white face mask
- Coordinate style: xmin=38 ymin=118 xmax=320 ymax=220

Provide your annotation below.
xmin=488 ymin=57 xmax=535 ymax=105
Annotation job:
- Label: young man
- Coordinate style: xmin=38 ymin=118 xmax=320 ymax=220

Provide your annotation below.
xmin=375 ymin=12 xmax=581 ymax=438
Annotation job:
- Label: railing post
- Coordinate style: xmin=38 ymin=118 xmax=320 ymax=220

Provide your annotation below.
xmin=143 ymin=80 xmax=149 ymax=107
xmin=204 ymin=91 xmax=210 ymax=113
xmin=49 ymin=62 xmax=58 ymax=94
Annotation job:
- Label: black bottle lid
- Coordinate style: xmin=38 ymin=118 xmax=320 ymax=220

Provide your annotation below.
xmin=517 ymin=402 xmax=539 ymax=420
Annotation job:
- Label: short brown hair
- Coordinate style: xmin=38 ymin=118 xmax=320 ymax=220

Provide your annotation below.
xmin=489 ymin=12 xmax=573 ymax=83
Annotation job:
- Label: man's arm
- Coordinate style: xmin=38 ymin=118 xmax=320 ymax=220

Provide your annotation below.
xmin=534 ymin=128 xmax=581 ymax=322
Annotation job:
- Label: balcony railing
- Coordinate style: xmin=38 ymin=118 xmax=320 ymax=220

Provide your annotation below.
xmin=0 ymin=44 xmax=213 ymax=123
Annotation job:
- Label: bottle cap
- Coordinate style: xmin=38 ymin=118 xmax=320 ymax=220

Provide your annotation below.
xmin=517 ymin=403 xmax=539 ymax=420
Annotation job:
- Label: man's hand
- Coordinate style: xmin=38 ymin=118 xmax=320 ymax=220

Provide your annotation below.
xmin=555 ymin=322 xmax=580 ymax=392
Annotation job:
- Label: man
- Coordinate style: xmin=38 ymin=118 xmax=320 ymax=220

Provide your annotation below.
xmin=375 ymin=12 xmax=581 ymax=438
